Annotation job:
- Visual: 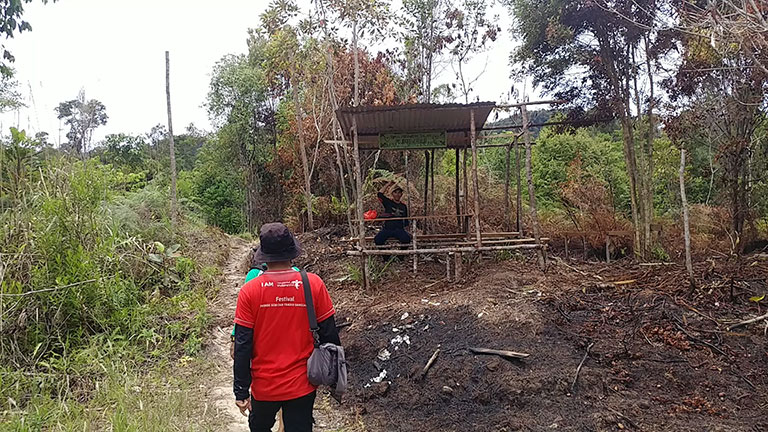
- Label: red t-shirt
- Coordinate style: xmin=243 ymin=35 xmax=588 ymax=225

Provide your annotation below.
xmin=234 ymin=270 xmax=335 ymax=401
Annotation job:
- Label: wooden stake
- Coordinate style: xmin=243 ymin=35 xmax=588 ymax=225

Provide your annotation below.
xmin=470 ymin=110 xmax=482 ymax=248
xmin=165 ymin=51 xmax=179 ymax=224
xmin=423 ymin=150 xmax=429 ymax=228
xmin=420 ymin=348 xmax=440 ymax=380
xmin=570 ymin=342 xmax=594 ymax=394
xmin=521 ymin=104 xmax=544 ymax=269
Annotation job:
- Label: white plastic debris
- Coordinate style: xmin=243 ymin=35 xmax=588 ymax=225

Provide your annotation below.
xmin=371 ymin=370 xmax=388 ymax=383
xmin=400 ymin=312 xmax=410 ymax=320
xmin=377 ymin=348 xmax=391 ymax=361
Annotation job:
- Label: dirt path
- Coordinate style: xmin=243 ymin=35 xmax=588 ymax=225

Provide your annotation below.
xmin=205 ymin=238 xmax=253 ymax=432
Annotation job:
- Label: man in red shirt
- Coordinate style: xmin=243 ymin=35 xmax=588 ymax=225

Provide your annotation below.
xmin=233 ymin=223 xmax=340 ymax=432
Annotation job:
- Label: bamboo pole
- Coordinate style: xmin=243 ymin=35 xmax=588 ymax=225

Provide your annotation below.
xmin=348 ymin=244 xmax=543 ymax=256
xmin=521 ymin=104 xmax=545 ymax=269
xmin=470 ymin=110 xmax=482 ymax=248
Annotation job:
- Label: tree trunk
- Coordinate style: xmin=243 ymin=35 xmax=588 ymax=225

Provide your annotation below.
xmin=522 ymin=105 xmax=545 ymax=269
xmin=165 ymin=51 xmax=179 ymax=224
xmin=643 ymin=36 xmax=656 ymax=260
xmin=291 ymin=81 xmax=314 ymax=231
xmin=679 ymin=148 xmax=693 ymax=283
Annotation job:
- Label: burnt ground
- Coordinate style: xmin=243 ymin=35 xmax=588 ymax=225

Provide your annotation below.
xmin=294 ymin=230 xmax=768 ymax=432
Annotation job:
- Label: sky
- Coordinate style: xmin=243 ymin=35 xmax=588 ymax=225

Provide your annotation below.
xmin=1 ymin=0 xmax=524 ymax=145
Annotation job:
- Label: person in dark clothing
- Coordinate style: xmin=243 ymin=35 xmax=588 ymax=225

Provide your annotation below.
xmin=233 ymin=222 xmax=341 ymax=432
xmin=374 ymin=181 xmax=412 ymax=246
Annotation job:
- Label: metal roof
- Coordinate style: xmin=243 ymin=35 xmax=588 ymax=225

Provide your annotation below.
xmin=335 ymin=102 xmax=497 ymax=136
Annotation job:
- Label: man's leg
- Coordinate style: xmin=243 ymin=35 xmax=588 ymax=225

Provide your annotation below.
xmin=375 ymin=229 xmax=395 ymax=261
xmin=249 ymin=397 xmax=282 ymax=432
xmin=281 ymin=391 xmax=316 ymax=432
xmin=374 ymin=229 xmax=391 ymax=245
xmin=395 ymin=228 xmax=412 ymax=244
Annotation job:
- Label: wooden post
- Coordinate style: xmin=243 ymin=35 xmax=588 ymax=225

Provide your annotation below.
xmin=582 ymin=236 xmax=588 ymax=260
xmin=455 ymin=252 xmax=462 ymax=279
xmin=679 ymin=148 xmax=693 ymax=282
xmin=565 ymin=237 xmax=569 ymax=259
xmin=521 ymin=104 xmax=545 ymax=269
xmin=515 ymin=133 xmax=523 ymax=236
xmin=470 ymin=110 xmax=482 ymax=248
xmin=165 ymin=51 xmax=179 ymax=224
xmin=463 ymin=147 xmax=469 ymax=232
xmin=504 ymin=141 xmax=512 ymax=231
xmin=352 ymin=114 xmax=368 ymax=289
xmin=430 ymin=149 xmax=435 ymax=230
xmin=455 ymin=148 xmax=461 ymax=230
xmin=423 ymin=150 xmax=429 ymax=232
xmin=606 ymin=235 xmax=611 ymax=264
xmin=406 ymin=151 xmax=417 ymax=273
xmin=446 ymin=253 xmax=452 ymax=281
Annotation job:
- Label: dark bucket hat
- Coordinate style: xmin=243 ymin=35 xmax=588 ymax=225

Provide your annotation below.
xmin=253 ymin=222 xmax=302 ymax=263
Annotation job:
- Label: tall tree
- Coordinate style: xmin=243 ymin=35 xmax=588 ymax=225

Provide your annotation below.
xmin=54 ymin=90 xmax=108 ymax=159
xmin=506 ymin=0 xmax=669 ymax=259
xmin=399 ymin=0 xmax=449 ymax=102
xmin=444 ymin=0 xmax=500 ymax=103
xmin=207 ymin=51 xmax=280 ymax=232
xmin=666 ymin=10 xmax=768 ymax=250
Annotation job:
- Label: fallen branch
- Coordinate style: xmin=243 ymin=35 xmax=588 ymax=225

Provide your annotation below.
xmin=419 ymin=348 xmax=440 ymax=380
xmin=607 ymin=407 xmax=638 ymax=429
xmin=0 ymin=279 xmax=99 ymax=298
xmin=468 ymin=347 xmax=530 ymax=360
xmin=554 ymin=257 xmax=603 ymax=281
xmin=674 ymin=322 xmax=727 ymax=356
xmin=570 ymin=342 xmax=594 ymax=394
xmin=727 ymin=312 xmax=768 ymax=331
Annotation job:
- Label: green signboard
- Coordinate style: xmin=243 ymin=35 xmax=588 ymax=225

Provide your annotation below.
xmin=379 ymin=132 xmax=446 ymax=149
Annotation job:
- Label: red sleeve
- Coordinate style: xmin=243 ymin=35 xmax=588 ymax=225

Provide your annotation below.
xmin=311 ymin=274 xmax=335 ymax=322
xmin=234 ymin=283 xmax=256 ymax=328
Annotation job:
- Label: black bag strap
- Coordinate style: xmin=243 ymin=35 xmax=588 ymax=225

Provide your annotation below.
xmin=300 ymin=270 xmax=321 ymax=347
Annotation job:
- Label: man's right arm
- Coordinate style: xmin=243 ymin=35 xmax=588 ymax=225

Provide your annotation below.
xmin=233 ymin=324 xmax=253 ymax=401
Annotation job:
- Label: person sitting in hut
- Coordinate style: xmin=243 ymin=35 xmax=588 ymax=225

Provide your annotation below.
xmin=374 ymin=181 xmax=411 ymax=246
